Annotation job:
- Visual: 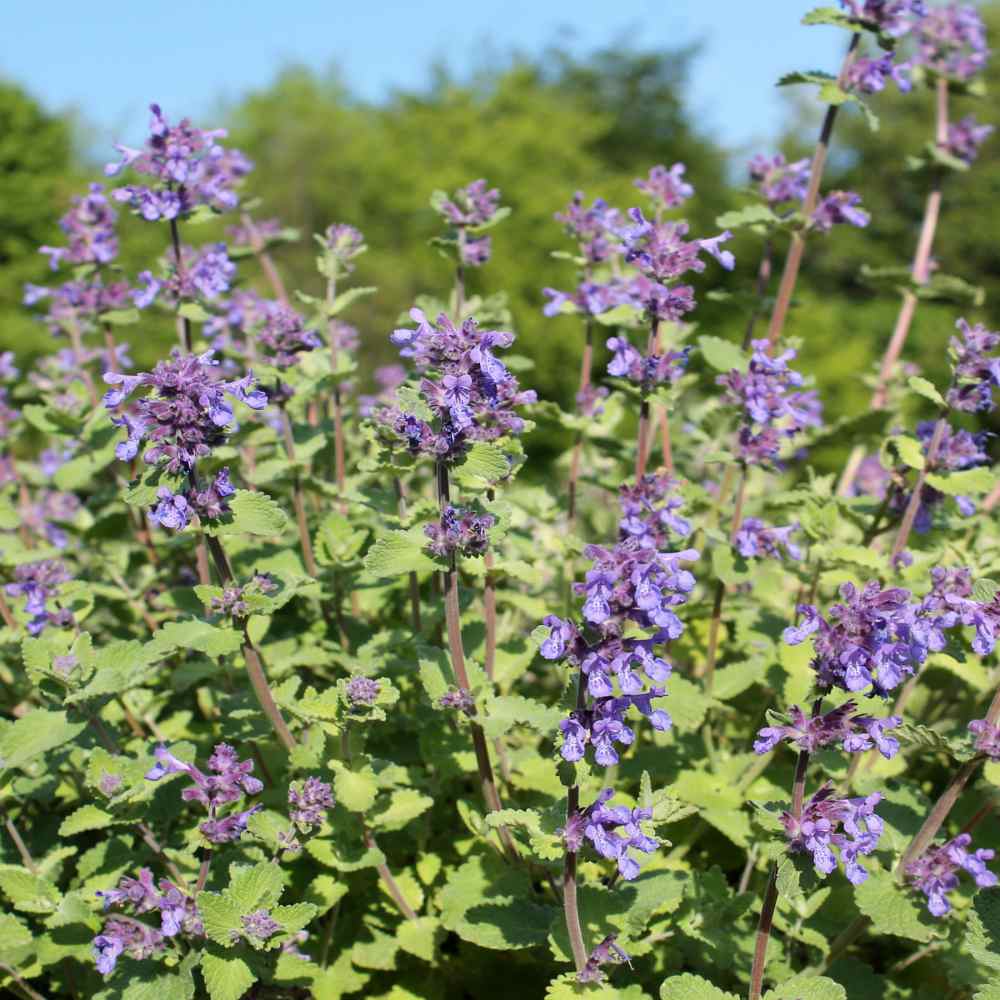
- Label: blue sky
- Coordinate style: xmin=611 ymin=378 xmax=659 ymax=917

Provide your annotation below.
xmin=3 ymin=1 xmax=844 ymax=158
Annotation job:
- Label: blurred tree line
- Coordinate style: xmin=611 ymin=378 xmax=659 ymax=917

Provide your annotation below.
xmin=2 ymin=6 xmax=999 ymax=463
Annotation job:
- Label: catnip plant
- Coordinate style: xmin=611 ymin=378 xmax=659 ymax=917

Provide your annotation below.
xmin=0 ymin=3 xmax=999 ymax=1000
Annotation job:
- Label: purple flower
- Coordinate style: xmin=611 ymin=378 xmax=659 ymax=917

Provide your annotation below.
xmin=734 ymin=518 xmax=802 ymax=561
xmin=554 ymin=193 xmax=623 ymax=263
xmin=346 ymin=675 xmax=382 ymax=706
xmin=39 ymin=183 xmax=118 ymax=270
xmin=460 ymin=234 xmax=492 ymax=267
xmin=914 ymin=3 xmax=989 ymax=81
xmin=318 ymin=223 xmax=366 ymax=272
xmin=242 ymin=909 xmax=281 ymax=940
xmin=749 ymin=154 xmax=810 ymax=207
xmin=783 ymin=581 xmax=942 ymax=697
xmin=969 ymin=719 xmax=1000 ymax=759
xmin=906 ymin=833 xmax=997 ymax=915
xmin=606 ymin=336 xmax=689 ymax=389
xmin=783 ymin=784 xmax=884 ymax=884
xmin=289 ymin=777 xmax=335 ymax=829
xmin=845 ymin=54 xmax=912 ymax=94
xmin=576 ymin=788 xmax=658 ymax=880
xmin=439 ymin=688 xmax=475 ymax=714
xmin=255 ymin=302 xmax=322 ymax=369
xmin=424 ymin=505 xmax=495 ymax=559
xmin=945 ymin=114 xmax=993 ymax=164
xmin=812 ymin=191 xmax=870 ymax=232
xmin=718 ymin=340 xmax=822 ymax=466
xmin=838 ymin=0 xmax=926 ymax=37
xmin=578 ymin=934 xmax=632 ymax=984
xmin=103 ymin=350 xmax=266 ymax=475
xmin=106 ymin=104 xmax=251 ymax=219
xmin=946 ymin=318 xmax=1000 ymax=412
xmin=634 ymin=163 xmax=694 ymax=212
xmin=621 ymin=208 xmax=734 ymax=284
xmin=148 ymin=488 xmax=191 ymax=531
xmin=5 ymin=560 xmax=72 ymax=636
xmin=754 ymin=702 xmax=901 ymax=758
xmin=542 ymin=277 xmax=637 ymax=319
xmin=93 ymin=918 xmax=166 ymax=976
xmin=437 ymin=179 xmax=501 ymax=228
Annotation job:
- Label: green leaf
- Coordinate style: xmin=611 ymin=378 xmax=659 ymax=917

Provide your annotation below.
xmin=146 ymin=620 xmax=243 ymax=658
xmin=481 ymin=694 xmax=563 ymax=739
xmin=396 ymin=916 xmax=440 ymax=962
xmin=974 ymin=981 xmax=1000 ymax=1000
xmin=926 ymin=467 xmax=995 ymax=496
xmin=777 ymin=70 xmax=836 ymax=88
xmin=965 ymin=889 xmax=1000 ymax=970
xmin=328 ymin=286 xmax=377 ymax=317
xmin=59 ymin=804 xmax=115 ymax=836
xmin=452 ymin=441 xmax=510 ymax=489
xmin=715 ymin=205 xmax=779 ymax=230
xmin=331 ymin=761 xmax=379 ymax=813
xmin=201 ymin=949 xmax=257 ymax=1000
xmin=802 ymin=6 xmax=856 ymax=28
xmin=363 ymin=528 xmax=437 ymax=579
xmin=369 ymin=788 xmax=434 ymax=832
xmin=178 ymin=301 xmax=212 ymax=322
xmin=101 ymin=307 xmax=141 ymax=326
xmin=226 ymin=862 xmax=286 ymax=913
xmin=660 ymin=973 xmax=740 ymax=1000
xmin=0 ymin=866 xmax=62 ymax=914
xmin=974 ymin=580 xmax=1000 ymax=604
xmin=764 ymin=976 xmax=846 ymax=1000
xmin=0 ymin=912 xmax=33 ymax=965
xmin=0 ymin=709 xmax=86 ymax=780
xmin=438 ymin=854 xmax=555 ymax=950
xmin=207 ymin=490 xmax=288 ymax=537
xmin=908 ymin=375 xmax=946 ymax=409
xmin=888 ymin=435 xmax=924 ymax=471
xmin=854 ymin=869 xmax=933 ymax=943
xmin=698 ymin=335 xmax=746 ymax=373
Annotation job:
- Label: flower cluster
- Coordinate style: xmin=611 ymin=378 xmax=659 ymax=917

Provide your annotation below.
xmin=811 ymin=191 xmax=870 ymax=233
xmin=563 ymin=788 xmax=658 ymax=881
xmin=18 ymin=489 xmax=80 ymax=549
xmin=906 ymin=833 xmax=997 ymax=915
xmin=634 ymin=163 xmax=694 ymax=213
xmin=346 ymin=675 xmax=382 ymax=706
xmin=145 ymin=743 xmax=263 ymax=844
xmin=606 ymin=336 xmax=689 ymax=389
xmin=783 ymin=579 xmax=962 ymax=697
xmin=540 ymin=476 xmax=696 ymax=774
xmin=754 ymin=701 xmax=902 ymax=758
xmin=5 ymin=560 xmax=73 ymax=635
xmin=838 ymin=0 xmax=926 ymax=37
xmin=376 ymin=308 xmax=535 ymax=462
xmin=318 ymin=223 xmax=367 ymax=273
xmin=554 ymin=192 xmax=623 ymax=263
xmin=435 ymin=179 xmax=503 ymax=267
xmin=24 ymin=275 xmax=155 ymax=337
xmin=209 ymin=573 xmax=278 ymax=618
xmin=94 ymin=868 xmax=203 ymax=975
xmin=39 ymin=183 xmax=118 ymax=269
xmin=103 ymin=350 xmax=265 ymax=527
xmin=105 ymin=103 xmax=252 ymax=220
xmin=254 ymin=302 xmax=322 ymax=369
xmin=844 ymin=54 xmax=912 ymax=95
xmin=946 ymin=317 xmax=1000 ymax=412
xmin=288 ymin=777 xmax=335 ymax=830
xmin=945 ymin=115 xmax=994 ymax=164
xmin=968 ymin=718 xmax=1000 ymax=759
xmin=578 ymin=934 xmax=632 ymax=984
xmin=424 ymin=505 xmax=495 ymax=558
xmin=749 ymin=153 xmax=811 ymax=208
xmin=717 ymin=340 xmax=822 ymax=465
xmin=913 ymin=3 xmax=989 ymax=81
xmin=783 ymin=785 xmax=884 ymax=884
xmin=621 ymin=208 xmax=734 ymax=286
xmin=734 ymin=518 xmax=802 ymax=561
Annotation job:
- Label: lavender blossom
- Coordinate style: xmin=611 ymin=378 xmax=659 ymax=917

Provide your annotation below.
xmin=346 ymin=675 xmax=382 ymax=706
xmin=606 ymin=336 xmax=689 ymax=388
xmin=242 ymin=909 xmax=282 ymax=940
xmin=621 ymin=208 xmax=734 ymax=283
xmin=288 ymin=777 xmax=335 ymax=829
xmin=437 ymin=179 xmax=501 ymax=228
xmin=93 ymin=918 xmax=166 ymax=976
xmin=749 ymin=154 xmax=810 ymax=207
xmin=39 ymin=183 xmax=118 ymax=269
xmin=734 ymin=518 xmax=802 ymax=561
xmin=906 ymin=833 xmax=997 ymax=915
xmin=439 ymin=688 xmax=475 ymax=713
xmin=634 ymin=163 xmax=694 ymax=213
xmin=811 ymin=191 xmax=871 ymax=232
xmin=5 ymin=560 xmax=73 ymax=636
xmin=318 ymin=223 xmax=366 ymax=273
xmin=969 ymin=719 xmax=1000 ymax=759
xmin=542 ymin=277 xmax=637 ymax=320
xmin=424 ymin=505 xmax=495 ymax=558
xmin=578 ymin=934 xmax=632 ymax=984
xmin=783 ymin=784 xmax=884 ymax=884
xmin=255 ymin=302 xmax=322 ymax=369
xmin=754 ymin=701 xmax=901 ymax=758
xmin=717 ymin=340 xmax=822 ymax=465
xmin=945 ymin=115 xmax=994 ymax=164
xmin=554 ymin=193 xmax=623 ymax=263
xmin=946 ymin=318 xmax=1000 ymax=412
xmin=914 ymin=3 xmax=989 ymax=81
xmin=569 ymin=788 xmax=658 ymax=880
xmin=844 ymin=54 xmax=912 ymax=94
xmin=838 ymin=0 xmax=926 ymax=37
xmin=106 ymin=103 xmax=252 ymax=219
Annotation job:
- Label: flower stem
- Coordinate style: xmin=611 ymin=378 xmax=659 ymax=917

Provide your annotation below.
xmin=277 ymin=404 xmax=319 ymax=577
xmin=567 ymin=319 xmax=594 ymax=525
xmin=742 ymin=240 xmax=773 ymax=350
xmin=2 ymin=810 xmax=36 ymax=873
xmin=241 ymin=212 xmax=289 ymax=304
xmin=435 ymin=460 xmax=517 ymax=860
xmin=748 ymin=702 xmax=817 ymax=999
xmin=891 ymin=415 xmax=947 ymax=559
xmin=202 ymin=533 xmax=297 ymax=752
xmin=195 ymin=851 xmax=213 ymax=893
xmin=563 ymin=675 xmax=589 ymax=974
xmin=838 ymin=77 xmax=950 ymax=495
xmin=168 ymin=217 xmax=192 ymax=352
xmin=766 ymin=33 xmax=860 ymax=348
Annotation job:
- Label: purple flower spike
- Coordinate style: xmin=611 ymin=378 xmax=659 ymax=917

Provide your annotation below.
xmin=838 ymin=0 xmax=926 ymax=37
xmin=437 ymin=179 xmax=501 ymax=228
xmin=907 ymin=833 xmax=997 ymax=916
xmin=578 ymin=788 xmax=658 ymax=880
xmin=914 ymin=3 xmax=989 ymax=82
xmin=424 ymin=505 xmax=495 ymax=559
xmin=754 ymin=702 xmax=901 ymax=759
xmin=5 ymin=560 xmax=73 ymax=636
xmin=969 ymin=719 xmax=1000 ymax=759
xmin=812 ymin=191 xmax=870 ymax=232
xmin=634 ymin=163 xmax=694 ymax=212
xmin=555 ymin=192 xmax=623 ymax=264
xmin=578 ymin=933 xmax=632 ymax=984
xmin=749 ymin=154 xmax=810 ymax=207
xmin=735 ymin=518 xmax=802 ymax=561
xmin=289 ymin=777 xmax=335 ymax=829
xmin=945 ymin=115 xmax=994 ymax=164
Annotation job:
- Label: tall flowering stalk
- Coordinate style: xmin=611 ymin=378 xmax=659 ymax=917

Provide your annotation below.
xmin=539 ymin=475 xmax=696 ymax=975
xmin=840 ymin=3 xmax=992 ymax=493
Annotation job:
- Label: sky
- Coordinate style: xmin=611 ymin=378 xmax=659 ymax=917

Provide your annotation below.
xmin=2 ymin=1 xmax=845 ymax=159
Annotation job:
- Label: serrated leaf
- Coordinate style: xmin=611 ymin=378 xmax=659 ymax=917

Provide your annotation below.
xmin=328 ymin=286 xmax=377 ymax=317
xmin=452 ymin=441 xmax=510 ymax=488
xmin=363 ymin=529 xmax=437 ymax=579
xmin=974 ymin=580 xmax=1000 ymax=604
xmin=331 ymin=761 xmax=379 ymax=813
xmin=396 ymin=916 xmax=440 ymax=962
xmin=698 ymin=335 xmax=746 ymax=373
xmin=59 ymin=804 xmax=115 ymax=836
xmin=715 ymin=205 xmax=779 ymax=230
xmin=207 ymin=490 xmax=288 ymax=537
xmin=0 ymin=866 xmax=62 ymax=914
xmin=0 ymin=709 xmax=86 ymax=780
xmin=889 ymin=435 xmax=925 ymax=471
xmin=802 ymin=6 xmax=856 ymax=28
xmin=146 ymin=620 xmax=243 ymax=658
xmin=854 ymin=869 xmax=932 ymax=942
xmin=926 ymin=467 xmax=994 ymax=496
xmin=201 ymin=950 xmax=257 ymax=1000
xmin=481 ymin=694 xmax=563 ymax=739
xmin=764 ymin=976 xmax=846 ymax=1000
xmin=660 ymin=973 xmax=739 ymax=1000
xmin=178 ymin=301 xmax=212 ymax=322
